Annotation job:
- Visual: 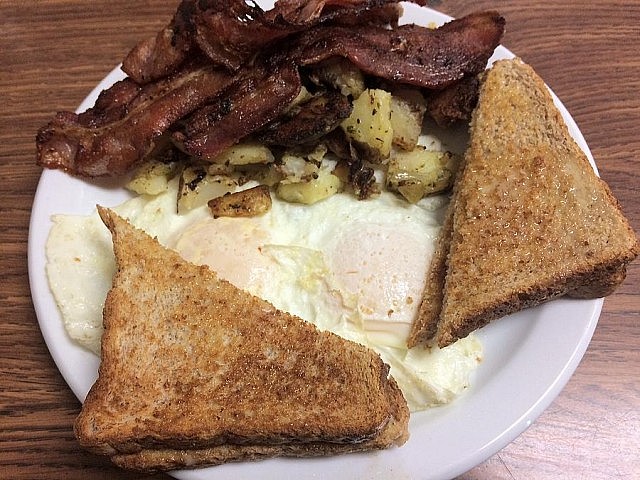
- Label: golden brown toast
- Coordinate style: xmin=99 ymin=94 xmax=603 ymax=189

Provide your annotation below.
xmin=409 ymin=58 xmax=639 ymax=349
xmin=74 ymin=208 xmax=408 ymax=472
xmin=111 ymin=381 xmax=407 ymax=472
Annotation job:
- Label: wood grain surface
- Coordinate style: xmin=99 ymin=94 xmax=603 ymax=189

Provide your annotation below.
xmin=1 ymin=1 xmax=638 ymax=479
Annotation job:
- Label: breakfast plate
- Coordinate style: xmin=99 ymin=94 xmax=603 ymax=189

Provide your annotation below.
xmin=28 ymin=3 xmax=602 ymax=479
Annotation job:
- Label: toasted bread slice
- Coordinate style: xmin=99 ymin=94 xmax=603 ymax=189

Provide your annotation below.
xmin=409 ymin=58 xmax=639 ymax=348
xmin=74 ymin=208 xmax=408 ymax=472
xmin=111 ymin=379 xmax=408 ymax=472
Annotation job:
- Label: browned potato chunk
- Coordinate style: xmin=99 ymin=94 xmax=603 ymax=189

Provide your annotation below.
xmin=276 ymin=169 xmax=343 ymax=205
xmin=341 ymin=88 xmax=393 ymax=161
xmin=387 ymin=148 xmax=460 ymax=203
xmin=208 ymin=185 xmax=272 ymax=218
xmin=126 ymin=159 xmax=183 ymax=195
xmin=177 ymin=166 xmax=238 ymax=214
xmin=210 ymin=142 xmax=274 ymax=166
xmin=310 ymin=58 xmax=365 ymax=98
xmin=390 ymin=89 xmax=427 ymax=150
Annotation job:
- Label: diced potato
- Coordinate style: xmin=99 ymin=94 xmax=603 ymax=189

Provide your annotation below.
xmin=206 ymin=163 xmax=234 ymax=176
xmin=386 ymin=148 xmax=461 ymax=203
xmin=274 ymin=151 xmax=322 ymax=183
xmin=276 ymin=153 xmax=310 ymax=181
xmin=285 ymin=86 xmax=313 ymax=112
xmin=390 ymin=89 xmax=427 ymax=150
xmin=310 ymin=58 xmax=366 ymax=98
xmin=126 ymin=159 xmax=182 ymax=196
xmin=237 ymin=164 xmax=284 ymax=187
xmin=276 ymin=170 xmax=343 ymax=205
xmin=341 ymin=88 xmax=393 ymax=162
xmin=208 ymin=185 xmax=272 ymax=218
xmin=210 ymin=142 xmax=275 ymax=166
xmin=305 ymin=143 xmax=328 ymax=163
xmin=177 ymin=166 xmax=238 ymax=214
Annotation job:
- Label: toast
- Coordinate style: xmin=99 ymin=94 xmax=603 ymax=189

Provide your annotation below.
xmin=74 ymin=207 xmax=408 ymax=473
xmin=409 ymin=58 xmax=639 ymax=348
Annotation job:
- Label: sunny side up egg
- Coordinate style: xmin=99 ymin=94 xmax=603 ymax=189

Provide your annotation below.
xmin=46 ymin=177 xmax=482 ymax=411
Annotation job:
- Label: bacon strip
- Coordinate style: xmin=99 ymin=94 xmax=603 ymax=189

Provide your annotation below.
xmin=289 ymin=11 xmax=505 ymax=89
xmin=123 ymin=0 xmax=412 ymax=83
xmin=122 ymin=0 xmax=197 ymax=84
xmin=36 ymin=64 xmax=235 ymax=177
xmin=426 ymin=75 xmax=481 ymax=127
xmin=175 ymin=12 xmax=503 ymax=158
xmin=175 ymin=60 xmax=302 ymax=159
xmin=37 ymin=5 xmax=504 ymax=178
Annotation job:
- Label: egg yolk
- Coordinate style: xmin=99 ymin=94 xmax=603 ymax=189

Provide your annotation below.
xmin=325 ymin=221 xmax=432 ymax=347
xmin=174 ymin=217 xmax=275 ymax=297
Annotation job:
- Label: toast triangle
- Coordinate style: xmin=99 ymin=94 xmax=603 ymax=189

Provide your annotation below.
xmin=74 ymin=207 xmax=408 ymax=472
xmin=409 ymin=58 xmax=638 ymax=348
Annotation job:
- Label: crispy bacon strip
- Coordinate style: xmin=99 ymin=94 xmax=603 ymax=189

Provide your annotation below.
xmin=193 ymin=0 xmax=415 ymax=71
xmin=324 ymin=3 xmax=402 ymax=27
xmin=123 ymin=0 xmax=414 ymax=82
xmin=175 ymin=12 xmax=503 ymax=159
xmin=426 ymin=75 xmax=481 ymax=127
xmin=175 ymin=60 xmax=302 ymax=159
xmin=262 ymin=0 xmax=405 ymax=24
xmin=122 ymin=0 xmax=197 ymax=84
xmin=75 ymin=78 xmax=141 ymax=128
xmin=289 ymin=11 xmax=505 ymax=89
xmin=37 ymin=7 xmax=504 ymax=178
xmin=36 ymin=64 xmax=235 ymax=177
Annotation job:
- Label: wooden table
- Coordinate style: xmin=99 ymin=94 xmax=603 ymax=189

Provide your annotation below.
xmin=1 ymin=1 xmax=638 ymax=479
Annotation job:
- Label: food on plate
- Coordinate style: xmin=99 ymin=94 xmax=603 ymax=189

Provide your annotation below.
xmin=341 ymin=88 xmax=393 ymax=161
xmin=390 ymin=88 xmax=428 ymax=150
xmin=42 ymin=0 xmax=493 ymax=429
xmin=408 ymin=58 xmax=640 ymax=348
xmin=46 ymin=177 xmax=482 ymax=412
xmin=74 ymin=208 xmax=409 ymax=472
xmin=208 ymin=184 xmax=273 ymax=218
xmin=386 ymin=149 xmax=461 ymax=203
xmin=35 ymin=0 xmax=505 ymax=206
xmin=121 ymin=0 xmax=406 ymax=81
xmin=426 ymin=75 xmax=481 ymax=128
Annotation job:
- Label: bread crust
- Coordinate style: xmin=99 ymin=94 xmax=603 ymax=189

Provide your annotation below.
xmin=111 ymin=375 xmax=409 ymax=472
xmin=74 ymin=208 xmax=408 ymax=471
xmin=407 ymin=159 xmax=463 ymax=348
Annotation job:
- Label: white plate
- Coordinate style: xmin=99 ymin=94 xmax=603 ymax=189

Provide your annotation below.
xmin=28 ymin=4 xmax=602 ymax=480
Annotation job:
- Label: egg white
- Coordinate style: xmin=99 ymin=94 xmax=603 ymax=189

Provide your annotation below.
xmin=46 ymin=177 xmax=482 ymax=411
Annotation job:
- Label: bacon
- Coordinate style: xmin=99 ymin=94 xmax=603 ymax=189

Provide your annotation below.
xmin=75 ymin=78 xmax=141 ymax=128
xmin=122 ymin=0 xmax=197 ymax=84
xmin=175 ymin=60 xmax=302 ymax=159
xmin=36 ymin=64 xmax=235 ymax=177
xmin=176 ymin=11 xmax=504 ymax=159
xmin=323 ymin=3 xmax=402 ymax=27
xmin=193 ymin=0 xmax=413 ymax=71
xmin=426 ymin=75 xmax=481 ymax=127
xmin=123 ymin=0 xmax=413 ymax=82
xmin=262 ymin=0 xmax=406 ymax=24
xmin=36 ymin=3 xmax=505 ymax=178
xmin=289 ymin=11 xmax=505 ymax=89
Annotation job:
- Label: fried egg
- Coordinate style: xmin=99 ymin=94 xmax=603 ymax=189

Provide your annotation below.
xmin=46 ymin=177 xmax=482 ymax=411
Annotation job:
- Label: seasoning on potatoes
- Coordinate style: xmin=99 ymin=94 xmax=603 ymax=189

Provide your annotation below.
xmin=208 ymin=184 xmax=272 ymax=218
